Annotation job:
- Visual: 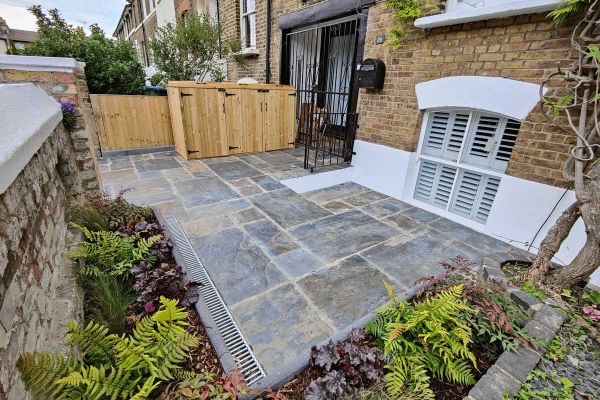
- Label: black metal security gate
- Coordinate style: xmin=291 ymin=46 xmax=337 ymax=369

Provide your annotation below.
xmin=282 ymin=16 xmax=360 ymax=171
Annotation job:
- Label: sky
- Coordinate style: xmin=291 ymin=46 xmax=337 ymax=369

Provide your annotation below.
xmin=0 ymin=1 xmax=125 ymax=35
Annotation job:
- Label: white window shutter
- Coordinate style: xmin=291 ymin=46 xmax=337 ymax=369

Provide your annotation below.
xmin=421 ymin=111 xmax=470 ymax=161
xmin=449 ymin=170 xmax=500 ymax=223
xmin=462 ymin=113 xmax=521 ymax=172
xmin=414 ymin=160 xmax=458 ymax=209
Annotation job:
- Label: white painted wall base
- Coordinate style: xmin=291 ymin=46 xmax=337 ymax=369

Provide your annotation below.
xmin=281 ymin=139 xmax=599 ymax=286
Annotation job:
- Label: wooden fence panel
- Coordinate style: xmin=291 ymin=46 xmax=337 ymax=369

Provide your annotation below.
xmin=90 ymin=94 xmax=174 ymax=151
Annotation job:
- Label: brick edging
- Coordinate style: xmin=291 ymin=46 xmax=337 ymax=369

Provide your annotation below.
xmin=466 ymin=255 xmax=567 ymax=400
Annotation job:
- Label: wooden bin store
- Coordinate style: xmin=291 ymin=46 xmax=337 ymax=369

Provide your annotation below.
xmin=167 ymin=82 xmax=297 ymax=160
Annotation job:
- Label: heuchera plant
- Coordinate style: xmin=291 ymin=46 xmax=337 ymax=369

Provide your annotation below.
xmin=60 ymin=100 xmax=76 ymax=130
xmin=304 ymin=328 xmax=384 ymax=400
xmin=583 ymin=304 xmax=600 ymax=322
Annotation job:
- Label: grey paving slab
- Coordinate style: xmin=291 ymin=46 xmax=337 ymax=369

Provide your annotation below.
xmin=322 ymin=200 xmax=354 ymax=214
xmin=273 ymin=248 xmax=325 ymax=278
xmin=251 ymin=189 xmax=332 ymax=228
xmin=109 ymin=157 xmax=133 ymax=170
xmin=304 ymin=182 xmax=367 ymax=204
xmin=362 ymin=229 xmax=486 ymax=287
xmin=250 ymin=175 xmax=286 ymax=191
xmin=174 ymin=177 xmax=240 ymax=207
xmin=134 ymin=157 xmax=182 ymax=172
xmin=124 ymin=190 xmax=181 ymax=206
xmin=383 ymin=213 xmax=429 ymax=235
xmin=187 ymin=198 xmax=252 ymax=219
xmin=101 ymin=168 xmax=138 ymax=184
xmin=291 ymin=210 xmax=398 ymax=263
xmin=208 ymin=160 xmax=263 ymax=181
xmin=230 ymin=207 xmax=267 ymax=225
xmin=344 ymin=190 xmax=389 ymax=207
xmin=190 ymin=228 xmax=287 ymax=305
xmin=244 ymin=219 xmax=299 ymax=256
xmin=400 ymin=206 xmax=441 ymax=223
xmin=362 ymin=198 xmax=412 ymax=218
xmin=430 ymin=218 xmax=513 ymax=254
xmin=230 ymin=284 xmax=333 ymax=373
xmin=298 ymin=255 xmax=394 ymax=329
xmin=182 ymin=215 xmax=235 ymax=238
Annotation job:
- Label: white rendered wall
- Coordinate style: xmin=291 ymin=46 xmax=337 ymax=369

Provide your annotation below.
xmin=156 ymin=0 xmax=177 ymax=28
xmin=282 ymin=139 xmax=596 ymax=285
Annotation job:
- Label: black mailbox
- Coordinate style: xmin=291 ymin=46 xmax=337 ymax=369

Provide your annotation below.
xmin=357 ymin=58 xmax=385 ymax=90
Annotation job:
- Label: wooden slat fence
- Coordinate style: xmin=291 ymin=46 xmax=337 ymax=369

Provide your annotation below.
xmin=90 ymin=94 xmax=174 ymax=151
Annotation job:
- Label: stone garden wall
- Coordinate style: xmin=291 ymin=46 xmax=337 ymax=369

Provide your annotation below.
xmin=0 ymin=55 xmax=101 ymax=194
xmin=0 ymin=82 xmax=90 ymax=399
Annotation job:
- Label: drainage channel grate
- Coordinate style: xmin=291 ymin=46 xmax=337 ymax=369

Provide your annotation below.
xmin=165 ymin=217 xmax=266 ymax=385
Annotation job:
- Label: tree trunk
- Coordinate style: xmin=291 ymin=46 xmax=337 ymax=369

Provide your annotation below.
xmin=546 ymin=236 xmax=600 ymax=288
xmin=544 ymin=163 xmax=600 ymax=289
xmin=525 ymin=201 xmax=581 ymax=283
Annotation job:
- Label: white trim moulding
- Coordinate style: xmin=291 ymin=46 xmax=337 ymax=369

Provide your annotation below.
xmin=414 ymin=0 xmax=562 ymax=29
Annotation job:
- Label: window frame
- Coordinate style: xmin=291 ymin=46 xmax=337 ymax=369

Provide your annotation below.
xmin=239 ymin=0 xmax=256 ymax=49
xmin=412 ymin=108 xmax=522 ymax=224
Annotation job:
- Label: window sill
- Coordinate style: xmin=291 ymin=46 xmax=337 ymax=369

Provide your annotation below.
xmin=413 ymin=0 xmax=561 ymax=29
xmin=236 ymin=47 xmax=260 ymax=57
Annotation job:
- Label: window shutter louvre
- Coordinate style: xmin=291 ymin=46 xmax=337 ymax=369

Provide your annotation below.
xmin=491 ymin=118 xmax=521 ymax=171
xmin=449 ymin=170 xmax=500 ymax=223
xmin=414 ymin=160 xmax=457 ymax=209
xmin=421 ymin=111 xmax=469 ymax=161
xmin=462 ymin=113 xmax=521 ymax=172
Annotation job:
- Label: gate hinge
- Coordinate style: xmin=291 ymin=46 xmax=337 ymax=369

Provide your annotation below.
xmin=229 ymin=146 xmax=240 ymax=150
xmin=181 ymin=93 xmax=193 ymax=97
xmin=188 ymin=150 xmax=200 ymax=154
xmin=288 ymin=142 xmax=295 ymax=145
xmin=288 ymin=93 xmax=297 ymax=97
xmin=218 ymin=88 xmax=226 ymax=92
xmin=257 ymin=89 xmax=270 ymax=93
xmin=226 ymin=93 xmax=237 ymax=97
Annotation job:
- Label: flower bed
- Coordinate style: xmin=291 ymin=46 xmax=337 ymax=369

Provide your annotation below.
xmin=14 ymin=191 xmax=279 ymax=400
xmin=274 ymin=257 xmax=567 ymax=400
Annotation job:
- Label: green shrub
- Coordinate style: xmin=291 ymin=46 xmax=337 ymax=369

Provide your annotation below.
xmin=70 ymin=200 xmax=109 ymax=232
xmin=68 ymin=224 xmax=161 ymax=277
xmin=22 ymin=6 xmax=145 ymax=95
xmin=84 ymin=274 xmax=133 ymax=334
xmin=366 ymin=284 xmax=476 ymax=399
xmin=17 ymin=297 xmax=198 ymax=400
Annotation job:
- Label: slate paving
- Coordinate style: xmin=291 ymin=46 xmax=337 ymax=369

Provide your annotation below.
xmin=100 ymin=148 xmax=527 ymax=377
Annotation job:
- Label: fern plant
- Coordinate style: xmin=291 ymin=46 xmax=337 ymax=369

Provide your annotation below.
xmin=366 ymin=283 xmax=477 ymax=399
xmin=17 ymin=297 xmax=198 ymax=400
xmin=68 ymin=223 xmax=161 ymax=276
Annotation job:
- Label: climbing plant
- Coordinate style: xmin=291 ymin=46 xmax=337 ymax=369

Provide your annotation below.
xmin=525 ymin=0 xmax=600 ymax=288
xmin=385 ymin=0 xmax=440 ymax=46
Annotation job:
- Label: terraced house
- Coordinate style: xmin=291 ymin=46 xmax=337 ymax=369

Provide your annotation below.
xmin=168 ymin=0 xmax=593 ymax=283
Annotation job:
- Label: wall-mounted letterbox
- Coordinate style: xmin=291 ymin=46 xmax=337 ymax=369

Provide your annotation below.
xmin=357 ymin=58 xmax=385 ymax=90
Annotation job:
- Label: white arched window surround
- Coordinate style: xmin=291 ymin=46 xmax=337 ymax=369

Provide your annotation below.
xmin=410 ymin=76 xmax=545 ymax=224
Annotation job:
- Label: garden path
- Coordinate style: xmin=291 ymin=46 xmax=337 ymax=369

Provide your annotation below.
xmin=99 ymin=149 xmax=530 ymax=379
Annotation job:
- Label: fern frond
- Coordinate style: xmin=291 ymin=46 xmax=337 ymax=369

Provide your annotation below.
xmin=16 ymin=352 xmax=80 ymax=397
xmin=66 ymin=320 xmax=118 ymax=365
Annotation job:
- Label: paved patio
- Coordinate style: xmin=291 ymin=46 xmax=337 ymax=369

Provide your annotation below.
xmin=99 ymin=148 xmax=529 ymax=376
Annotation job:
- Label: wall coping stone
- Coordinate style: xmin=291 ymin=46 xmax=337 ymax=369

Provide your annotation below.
xmin=414 ymin=0 xmax=562 ymax=29
xmin=0 ymin=54 xmax=85 ymax=73
xmin=0 ymin=83 xmax=62 ymax=194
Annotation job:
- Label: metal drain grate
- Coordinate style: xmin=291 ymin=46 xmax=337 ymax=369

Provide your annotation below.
xmin=164 ymin=217 xmax=266 ymax=385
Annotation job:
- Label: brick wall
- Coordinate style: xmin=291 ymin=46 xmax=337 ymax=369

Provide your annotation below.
xmin=0 ymin=63 xmax=101 ymax=193
xmin=214 ymin=1 xmax=576 ymax=188
xmin=0 ymin=121 xmax=84 ymax=400
xmin=357 ymin=3 xmax=577 ymax=188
